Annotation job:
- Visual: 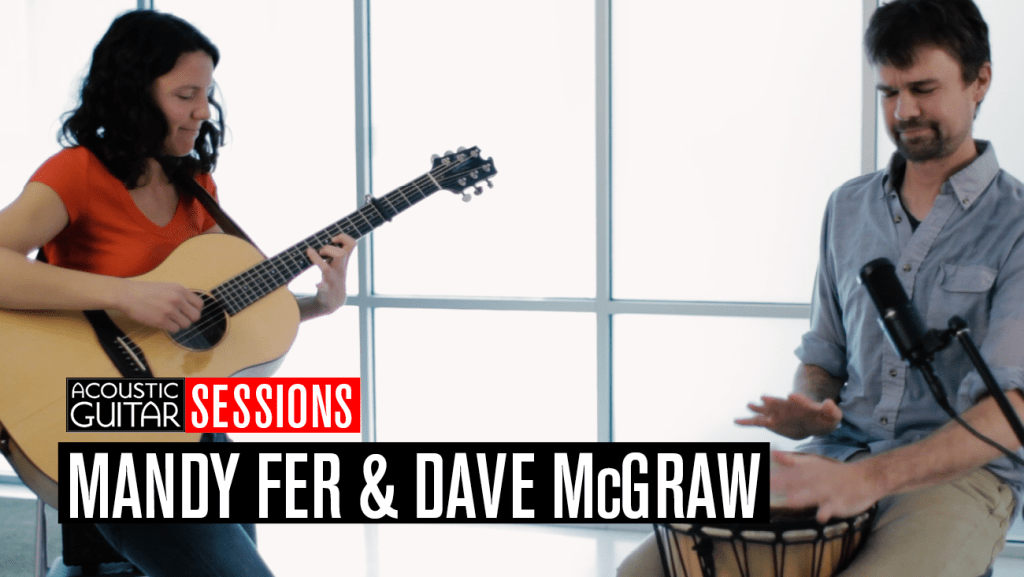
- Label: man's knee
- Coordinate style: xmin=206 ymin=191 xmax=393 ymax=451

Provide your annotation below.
xmin=617 ymin=533 xmax=665 ymax=577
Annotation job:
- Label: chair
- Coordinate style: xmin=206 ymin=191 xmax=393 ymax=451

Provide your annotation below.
xmin=34 ymin=498 xmax=144 ymax=577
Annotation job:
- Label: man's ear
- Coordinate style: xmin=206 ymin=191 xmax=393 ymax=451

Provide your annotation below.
xmin=973 ymin=61 xmax=992 ymax=105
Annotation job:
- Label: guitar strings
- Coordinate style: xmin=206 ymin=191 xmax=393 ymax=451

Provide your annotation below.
xmin=115 ymin=159 xmax=486 ymax=353
xmin=137 ymin=172 xmax=433 ymax=343
xmin=119 ymin=202 xmax=390 ymax=348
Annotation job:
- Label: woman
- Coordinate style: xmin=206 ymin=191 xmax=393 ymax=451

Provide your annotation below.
xmin=0 ymin=10 xmax=354 ymax=576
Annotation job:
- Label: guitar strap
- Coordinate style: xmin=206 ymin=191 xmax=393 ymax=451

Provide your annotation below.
xmin=34 ymin=176 xmax=257 ymax=378
xmin=179 ymin=176 xmax=258 ymax=247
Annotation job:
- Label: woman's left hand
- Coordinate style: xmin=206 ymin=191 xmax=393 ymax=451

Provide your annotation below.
xmin=305 ymin=233 xmax=357 ymax=316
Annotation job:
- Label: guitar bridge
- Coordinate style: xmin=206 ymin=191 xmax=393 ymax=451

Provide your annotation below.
xmin=83 ymin=310 xmax=155 ymax=378
xmin=115 ymin=335 xmax=150 ymax=374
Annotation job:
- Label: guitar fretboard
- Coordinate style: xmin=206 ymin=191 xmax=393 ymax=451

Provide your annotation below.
xmin=209 ymin=174 xmax=440 ymax=315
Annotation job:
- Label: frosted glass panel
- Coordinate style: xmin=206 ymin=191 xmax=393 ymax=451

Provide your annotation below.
xmin=612 ymin=1 xmax=863 ymax=303
xmin=613 ymin=314 xmax=806 ymax=451
xmin=973 ymin=0 xmax=1024 ymax=178
xmin=370 ymin=0 xmax=596 ymax=298
xmin=0 ymin=1 xmax=137 ymax=208
xmin=375 ymin=309 xmax=596 ymax=442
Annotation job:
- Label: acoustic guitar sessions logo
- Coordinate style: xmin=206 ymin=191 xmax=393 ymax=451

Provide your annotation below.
xmin=67 ymin=378 xmax=185 ymax=432
xmin=65 ymin=377 xmax=362 ymax=434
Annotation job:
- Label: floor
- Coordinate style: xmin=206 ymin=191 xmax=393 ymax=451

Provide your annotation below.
xmin=255 ymin=523 xmax=649 ymax=577
xmin=253 ymin=523 xmax=1024 ymax=577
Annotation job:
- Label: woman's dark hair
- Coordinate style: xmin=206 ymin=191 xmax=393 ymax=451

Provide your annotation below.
xmin=865 ymin=0 xmax=990 ymax=84
xmin=60 ymin=10 xmax=225 ymax=189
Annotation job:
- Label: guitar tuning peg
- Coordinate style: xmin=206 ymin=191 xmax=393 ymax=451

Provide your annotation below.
xmin=431 ymin=153 xmax=440 ymax=161
xmin=462 ymin=192 xmax=473 ymax=202
xmin=474 ymin=185 xmax=483 ymax=195
xmin=457 ymin=146 xmax=466 ymax=152
xmin=445 ymin=150 xmax=454 ymax=156
xmin=486 ymin=179 xmax=494 ymax=189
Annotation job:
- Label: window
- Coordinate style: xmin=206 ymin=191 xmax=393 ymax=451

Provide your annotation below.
xmin=6 ymin=3 xmax=1023 ymax=550
xmin=0 ymin=0 xmax=138 ymax=208
xmin=0 ymin=0 xmax=138 ymax=478
xmin=612 ymin=0 xmax=863 ymax=304
xmin=610 ymin=0 xmax=863 ymax=443
xmin=370 ymin=0 xmax=596 ymax=299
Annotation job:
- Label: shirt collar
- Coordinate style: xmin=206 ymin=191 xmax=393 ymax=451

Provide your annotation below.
xmin=880 ymin=140 xmax=1000 ymax=208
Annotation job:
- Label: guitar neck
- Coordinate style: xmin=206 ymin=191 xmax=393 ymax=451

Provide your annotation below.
xmin=210 ymin=172 xmax=441 ymax=315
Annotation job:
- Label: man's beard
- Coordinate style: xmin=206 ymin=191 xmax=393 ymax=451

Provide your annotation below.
xmin=891 ymin=120 xmax=962 ymax=162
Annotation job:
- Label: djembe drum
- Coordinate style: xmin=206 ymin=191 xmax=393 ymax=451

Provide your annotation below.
xmin=654 ymin=506 xmax=876 ymax=577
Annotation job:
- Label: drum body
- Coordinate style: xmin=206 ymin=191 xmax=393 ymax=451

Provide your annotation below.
xmin=654 ymin=507 xmax=875 ymax=577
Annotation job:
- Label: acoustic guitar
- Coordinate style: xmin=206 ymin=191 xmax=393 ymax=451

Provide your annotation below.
xmin=0 ymin=147 xmax=497 ymax=507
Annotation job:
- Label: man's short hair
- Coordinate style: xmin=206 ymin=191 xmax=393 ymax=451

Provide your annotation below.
xmin=865 ymin=0 xmax=990 ymax=84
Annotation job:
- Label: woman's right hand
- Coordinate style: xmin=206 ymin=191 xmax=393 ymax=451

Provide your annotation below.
xmin=116 ymin=279 xmax=204 ymax=332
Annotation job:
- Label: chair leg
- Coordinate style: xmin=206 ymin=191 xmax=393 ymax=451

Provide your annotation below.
xmin=35 ymin=498 xmax=48 ymax=577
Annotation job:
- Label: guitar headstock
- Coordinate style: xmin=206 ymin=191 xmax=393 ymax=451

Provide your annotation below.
xmin=430 ymin=146 xmax=498 ymax=202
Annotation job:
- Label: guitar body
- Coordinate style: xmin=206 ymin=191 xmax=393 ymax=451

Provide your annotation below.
xmin=0 ymin=233 xmax=300 ymax=507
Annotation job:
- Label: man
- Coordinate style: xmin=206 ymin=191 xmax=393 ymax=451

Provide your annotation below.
xmin=619 ymin=1 xmax=1024 ymax=575
xmin=738 ymin=0 xmax=1024 ymax=575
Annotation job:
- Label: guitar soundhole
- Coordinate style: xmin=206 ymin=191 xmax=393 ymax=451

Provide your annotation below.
xmin=168 ymin=292 xmax=228 ymax=351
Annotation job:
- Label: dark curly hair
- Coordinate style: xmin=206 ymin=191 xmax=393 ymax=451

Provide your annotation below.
xmin=60 ymin=10 xmax=225 ymax=190
xmin=865 ymin=0 xmax=990 ymax=85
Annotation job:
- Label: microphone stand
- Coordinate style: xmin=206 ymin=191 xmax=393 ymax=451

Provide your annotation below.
xmin=913 ymin=316 xmax=1024 ymax=452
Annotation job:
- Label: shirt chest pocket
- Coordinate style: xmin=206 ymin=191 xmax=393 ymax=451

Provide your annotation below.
xmin=924 ymin=264 xmax=996 ymax=335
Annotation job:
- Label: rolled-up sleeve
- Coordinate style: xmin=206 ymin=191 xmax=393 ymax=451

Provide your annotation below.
xmin=955 ymin=234 xmax=1024 ymax=409
xmin=796 ymin=193 xmax=849 ymax=380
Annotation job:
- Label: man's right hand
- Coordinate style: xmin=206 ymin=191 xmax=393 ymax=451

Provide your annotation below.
xmin=735 ymin=393 xmax=843 ymax=440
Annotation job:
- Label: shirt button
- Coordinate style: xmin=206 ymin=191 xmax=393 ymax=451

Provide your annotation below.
xmin=889 ymin=368 xmax=898 ymax=377
xmin=894 ymin=215 xmax=903 ymax=223
xmin=902 ymin=263 xmax=912 ymax=272
xmin=880 ymin=417 xmax=889 ymax=426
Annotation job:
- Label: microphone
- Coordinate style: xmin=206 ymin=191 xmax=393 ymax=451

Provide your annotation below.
xmin=859 ymin=258 xmax=945 ymax=366
xmin=861 ymin=260 xmax=1024 ymax=461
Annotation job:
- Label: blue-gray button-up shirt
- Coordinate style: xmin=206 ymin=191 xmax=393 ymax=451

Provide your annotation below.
xmin=796 ymin=141 xmax=1024 ymax=517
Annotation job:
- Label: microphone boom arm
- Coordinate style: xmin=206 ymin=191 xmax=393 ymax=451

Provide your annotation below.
xmin=945 ymin=316 xmax=1024 ymax=451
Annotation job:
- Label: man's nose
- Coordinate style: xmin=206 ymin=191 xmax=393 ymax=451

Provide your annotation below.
xmin=894 ymin=93 xmax=920 ymax=121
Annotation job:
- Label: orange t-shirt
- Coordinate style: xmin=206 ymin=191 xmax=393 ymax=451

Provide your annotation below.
xmin=30 ymin=147 xmax=219 ymax=278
